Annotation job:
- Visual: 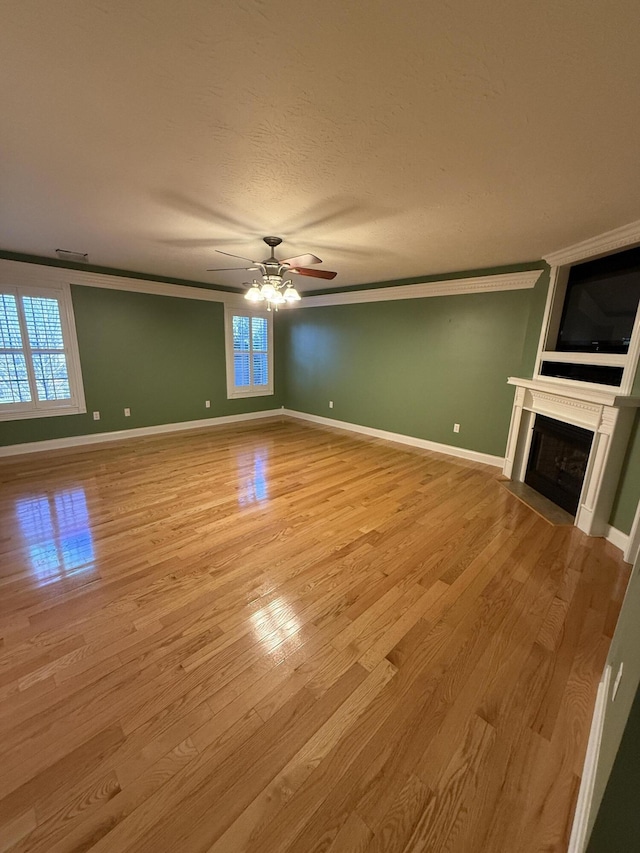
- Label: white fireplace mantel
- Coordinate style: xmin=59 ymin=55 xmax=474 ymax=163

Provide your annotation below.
xmin=503 ymin=377 xmax=640 ymax=537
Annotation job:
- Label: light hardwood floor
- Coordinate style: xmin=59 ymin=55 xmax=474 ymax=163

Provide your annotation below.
xmin=0 ymin=419 xmax=630 ymax=853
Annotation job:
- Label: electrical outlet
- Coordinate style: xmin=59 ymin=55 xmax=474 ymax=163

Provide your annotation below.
xmin=612 ymin=662 xmax=624 ymax=701
xmin=329 ymin=401 xmax=334 ymax=409
xmin=124 ymin=407 xmax=131 ymax=417
xmin=92 ymin=411 xmax=100 ymax=421
xmin=205 ymin=400 xmax=211 ymax=408
xmin=453 ymin=423 xmax=460 ymax=433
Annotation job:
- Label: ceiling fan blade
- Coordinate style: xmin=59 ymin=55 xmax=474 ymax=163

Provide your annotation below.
xmin=216 ymin=249 xmax=259 ymax=263
xmin=281 ymin=253 xmax=322 ymax=267
xmin=206 ymin=265 xmax=258 ymax=272
xmin=290 ymin=267 xmax=337 ymax=280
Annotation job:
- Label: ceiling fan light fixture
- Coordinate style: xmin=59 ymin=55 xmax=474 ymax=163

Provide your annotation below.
xmin=245 ymin=284 xmax=263 ymax=302
xmin=213 ymin=237 xmax=336 ymax=307
xmin=284 ymin=286 xmax=301 ymax=302
xmin=260 ymin=282 xmax=277 ymax=300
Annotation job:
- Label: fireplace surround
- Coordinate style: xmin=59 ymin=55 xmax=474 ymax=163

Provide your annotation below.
xmin=503 ymin=378 xmax=639 ymax=536
xmin=503 ymin=221 xmax=640 ymax=541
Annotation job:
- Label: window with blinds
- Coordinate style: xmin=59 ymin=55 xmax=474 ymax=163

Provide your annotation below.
xmin=225 ymin=308 xmax=274 ymax=398
xmin=0 ymin=284 xmax=86 ymax=421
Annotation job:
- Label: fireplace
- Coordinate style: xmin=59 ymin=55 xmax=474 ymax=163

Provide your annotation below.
xmin=503 ymin=377 xmax=638 ymax=537
xmin=525 ymin=415 xmax=593 ymax=515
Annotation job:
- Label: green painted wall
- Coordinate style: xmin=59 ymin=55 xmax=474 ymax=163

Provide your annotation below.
xmin=280 ymin=266 xmax=549 ymax=459
xmin=0 ymin=285 xmax=282 ymax=447
xmin=587 ymin=682 xmax=640 ymax=852
xmin=609 ymin=413 xmax=640 ymax=534
xmin=584 ymin=550 xmax=640 ymax=847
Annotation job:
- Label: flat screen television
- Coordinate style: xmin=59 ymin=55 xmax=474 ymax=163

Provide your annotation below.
xmin=557 ymin=245 xmax=640 ymax=354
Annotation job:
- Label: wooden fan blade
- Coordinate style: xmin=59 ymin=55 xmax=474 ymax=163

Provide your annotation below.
xmin=216 ymin=249 xmax=259 ymax=263
xmin=290 ymin=267 xmax=337 ymax=280
xmin=281 ymin=253 xmax=322 ymax=267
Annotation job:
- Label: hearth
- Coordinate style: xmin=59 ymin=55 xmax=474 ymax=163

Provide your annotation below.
xmin=525 ymin=415 xmax=593 ymax=515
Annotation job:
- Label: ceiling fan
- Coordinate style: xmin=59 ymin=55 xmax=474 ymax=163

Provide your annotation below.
xmin=207 ymin=236 xmax=337 ymax=309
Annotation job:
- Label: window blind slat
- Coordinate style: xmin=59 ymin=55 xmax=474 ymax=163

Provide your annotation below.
xmin=0 ymin=353 xmax=31 ymax=403
xmin=0 ymin=295 xmax=23 ymax=349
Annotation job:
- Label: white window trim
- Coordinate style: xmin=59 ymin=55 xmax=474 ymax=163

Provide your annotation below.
xmin=0 ymin=281 xmax=86 ymax=421
xmin=224 ymin=306 xmax=274 ymax=400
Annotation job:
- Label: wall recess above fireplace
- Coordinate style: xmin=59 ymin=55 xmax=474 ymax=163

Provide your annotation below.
xmin=538 ymin=220 xmax=640 ymax=396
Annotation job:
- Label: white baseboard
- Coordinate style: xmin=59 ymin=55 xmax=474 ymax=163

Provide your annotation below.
xmin=605 ymin=524 xmax=630 ymax=556
xmin=2 ymin=411 xmax=633 ymax=557
xmin=568 ymin=664 xmax=612 ymax=853
xmin=0 ymin=409 xmax=283 ymax=458
xmin=281 ymin=408 xmax=504 ymax=468
xmin=624 ymin=500 xmax=640 ymax=564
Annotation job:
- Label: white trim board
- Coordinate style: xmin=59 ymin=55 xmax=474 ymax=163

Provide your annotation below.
xmin=0 ymin=409 xmax=282 ymax=458
xmin=605 ymin=524 xmax=631 ymax=557
xmin=545 ymin=218 xmax=640 ymax=267
xmin=568 ymin=665 xmax=612 ymax=853
xmin=624 ymin=499 xmax=640 ymax=564
xmin=281 ymin=408 xmax=505 ymax=467
xmin=301 ymin=269 xmax=542 ymax=308
xmin=0 ymin=258 xmax=246 ymax=307
xmin=0 ymin=406 xmax=505 ymax=465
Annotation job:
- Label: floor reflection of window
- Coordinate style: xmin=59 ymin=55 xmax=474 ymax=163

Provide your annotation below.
xmin=250 ymin=597 xmax=301 ymax=653
xmin=16 ymin=488 xmax=95 ymax=586
xmin=237 ymin=450 xmax=269 ymax=507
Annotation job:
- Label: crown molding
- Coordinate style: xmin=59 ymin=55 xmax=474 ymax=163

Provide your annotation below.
xmin=544 ymin=219 xmax=640 ymax=267
xmin=0 ymin=257 xmax=245 ymax=305
xmin=0 ymin=257 xmax=542 ymax=310
xmin=299 ymin=270 xmax=542 ymax=308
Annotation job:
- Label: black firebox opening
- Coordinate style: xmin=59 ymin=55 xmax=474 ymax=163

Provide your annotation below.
xmin=525 ymin=415 xmax=593 ymax=516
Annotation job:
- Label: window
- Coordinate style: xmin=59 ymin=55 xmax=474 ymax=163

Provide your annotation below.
xmin=224 ymin=307 xmax=274 ymax=398
xmin=0 ymin=283 xmax=86 ymax=421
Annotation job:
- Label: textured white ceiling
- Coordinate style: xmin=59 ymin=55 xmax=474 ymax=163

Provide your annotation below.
xmin=2 ymin=0 xmax=640 ymax=291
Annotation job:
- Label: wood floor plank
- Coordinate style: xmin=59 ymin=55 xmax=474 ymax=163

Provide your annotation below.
xmin=0 ymin=419 xmax=629 ymax=853
xmin=401 ymin=715 xmax=496 ymax=852
xmin=362 ymin=773 xmax=431 ymax=853
xmin=208 ymin=659 xmax=396 ymax=853
xmin=100 ymin=666 xmax=368 ymax=853
xmin=326 ymin=811 xmax=373 ymax=853
xmin=0 ymin=808 xmax=36 ymax=853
